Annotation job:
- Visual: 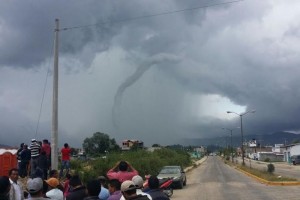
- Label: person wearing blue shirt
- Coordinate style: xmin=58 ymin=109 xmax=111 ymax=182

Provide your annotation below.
xmin=98 ymin=176 xmax=110 ymax=200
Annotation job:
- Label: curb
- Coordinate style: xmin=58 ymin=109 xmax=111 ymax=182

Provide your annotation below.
xmin=184 ymin=156 xmax=208 ymax=172
xmin=235 ymin=166 xmax=300 ymax=186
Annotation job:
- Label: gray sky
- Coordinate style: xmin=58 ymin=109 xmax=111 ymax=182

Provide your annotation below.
xmin=1 ymin=0 xmax=300 ymax=148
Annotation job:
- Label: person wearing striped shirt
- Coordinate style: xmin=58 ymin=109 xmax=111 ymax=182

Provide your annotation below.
xmin=29 ymin=139 xmax=41 ymax=177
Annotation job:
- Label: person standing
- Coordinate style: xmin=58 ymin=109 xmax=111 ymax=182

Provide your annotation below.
xmin=107 ymin=161 xmax=138 ymax=183
xmin=45 ymin=178 xmax=64 ymax=200
xmin=120 ymin=180 xmax=149 ymax=200
xmin=0 ymin=176 xmax=11 ymax=200
xmin=97 ymin=176 xmax=110 ymax=200
xmin=38 ymin=151 xmax=49 ymax=180
xmin=20 ymin=144 xmax=31 ymax=178
xmin=107 ymin=179 xmax=122 ymax=200
xmin=8 ymin=168 xmax=24 ymax=200
xmin=41 ymin=139 xmax=51 ymax=171
xmin=146 ymin=176 xmax=169 ymax=200
xmin=17 ymin=143 xmax=24 ymax=172
xmin=29 ymin=139 xmax=41 ymax=177
xmin=66 ymin=175 xmax=87 ymax=200
xmin=84 ymin=179 xmax=101 ymax=200
xmin=26 ymin=177 xmax=49 ymax=200
xmin=60 ymin=143 xmax=71 ymax=178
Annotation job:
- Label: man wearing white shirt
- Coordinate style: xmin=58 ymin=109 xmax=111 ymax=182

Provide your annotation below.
xmin=9 ymin=168 xmax=24 ymax=200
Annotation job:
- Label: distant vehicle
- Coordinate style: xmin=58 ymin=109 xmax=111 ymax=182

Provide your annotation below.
xmin=157 ymin=166 xmax=186 ymax=189
xmin=291 ymin=155 xmax=300 ymax=165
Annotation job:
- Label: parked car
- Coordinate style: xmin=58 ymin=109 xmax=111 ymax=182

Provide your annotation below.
xmin=157 ymin=165 xmax=186 ymax=189
xmin=291 ymin=155 xmax=300 ymax=165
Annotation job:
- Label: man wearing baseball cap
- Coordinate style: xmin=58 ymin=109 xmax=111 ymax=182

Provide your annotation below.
xmin=121 ymin=180 xmax=149 ymax=200
xmin=45 ymin=178 xmax=63 ymax=200
xmin=27 ymin=177 xmax=48 ymax=199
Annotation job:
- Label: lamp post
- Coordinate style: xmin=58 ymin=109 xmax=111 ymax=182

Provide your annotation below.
xmin=227 ymin=110 xmax=255 ymax=165
xmin=222 ymin=128 xmax=233 ymax=162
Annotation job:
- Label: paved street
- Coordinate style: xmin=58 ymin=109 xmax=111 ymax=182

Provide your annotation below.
xmin=172 ymin=156 xmax=300 ymax=200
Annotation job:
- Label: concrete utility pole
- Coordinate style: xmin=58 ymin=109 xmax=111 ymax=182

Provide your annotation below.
xmin=51 ymin=19 xmax=59 ymax=170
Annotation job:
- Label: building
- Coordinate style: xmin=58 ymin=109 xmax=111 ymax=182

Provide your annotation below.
xmin=121 ymin=140 xmax=144 ymax=150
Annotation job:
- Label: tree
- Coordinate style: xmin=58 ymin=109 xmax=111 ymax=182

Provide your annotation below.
xmin=82 ymin=132 xmax=120 ymax=155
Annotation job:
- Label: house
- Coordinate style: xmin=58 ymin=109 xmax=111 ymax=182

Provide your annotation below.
xmin=121 ymin=139 xmax=144 ymax=150
xmin=282 ymin=143 xmax=300 ymax=163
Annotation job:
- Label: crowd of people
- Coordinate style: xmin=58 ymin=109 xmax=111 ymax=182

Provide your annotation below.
xmin=0 ymin=142 xmax=170 ymax=200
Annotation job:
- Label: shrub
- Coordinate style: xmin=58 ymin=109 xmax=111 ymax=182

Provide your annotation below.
xmin=267 ymin=163 xmax=275 ymax=173
xmin=264 ymin=158 xmax=270 ymax=162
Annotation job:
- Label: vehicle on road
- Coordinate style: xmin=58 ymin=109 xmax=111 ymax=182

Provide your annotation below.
xmin=291 ymin=155 xmax=300 ymax=165
xmin=157 ymin=165 xmax=186 ymax=189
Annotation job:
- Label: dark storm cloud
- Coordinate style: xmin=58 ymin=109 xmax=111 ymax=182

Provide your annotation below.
xmin=1 ymin=0 xmax=300 ymax=147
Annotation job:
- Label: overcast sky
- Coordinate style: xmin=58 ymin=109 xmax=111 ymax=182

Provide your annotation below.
xmin=1 ymin=0 xmax=300 ymax=148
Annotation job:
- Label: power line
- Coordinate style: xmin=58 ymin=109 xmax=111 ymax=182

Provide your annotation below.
xmin=61 ymin=0 xmax=244 ymax=31
xmin=34 ymin=32 xmax=55 ymax=139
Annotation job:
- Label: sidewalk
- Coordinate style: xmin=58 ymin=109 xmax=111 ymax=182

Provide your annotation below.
xmin=184 ymin=156 xmax=208 ymax=172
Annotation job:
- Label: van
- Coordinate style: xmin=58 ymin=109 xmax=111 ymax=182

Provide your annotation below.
xmin=291 ymin=155 xmax=300 ymax=165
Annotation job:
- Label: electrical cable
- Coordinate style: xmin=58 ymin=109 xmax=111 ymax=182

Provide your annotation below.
xmin=61 ymin=0 xmax=244 ymax=31
xmin=34 ymin=32 xmax=55 ymax=139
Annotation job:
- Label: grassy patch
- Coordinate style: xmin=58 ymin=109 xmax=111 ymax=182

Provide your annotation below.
xmin=233 ymin=162 xmax=297 ymax=182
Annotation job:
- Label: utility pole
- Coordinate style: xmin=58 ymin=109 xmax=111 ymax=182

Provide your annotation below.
xmin=51 ymin=19 xmax=59 ymax=170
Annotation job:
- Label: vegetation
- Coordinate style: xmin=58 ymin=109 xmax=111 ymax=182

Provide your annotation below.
xmin=224 ymin=159 xmax=296 ymax=182
xmin=82 ymin=132 xmax=120 ymax=155
xmin=238 ymin=165 xmax=296 ymax=182
xmin=70 ymin=148 xmax=192 ymax=183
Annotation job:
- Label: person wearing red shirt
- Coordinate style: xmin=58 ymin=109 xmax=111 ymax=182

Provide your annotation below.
xmin=107 ymin=161 xmax=138 ymax=183
xmin=60 ymin=143 xmax=71 ymax=178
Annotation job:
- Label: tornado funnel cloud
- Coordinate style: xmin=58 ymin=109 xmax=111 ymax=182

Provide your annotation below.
xmin=112 ymin=53 xmax=179 ymax=128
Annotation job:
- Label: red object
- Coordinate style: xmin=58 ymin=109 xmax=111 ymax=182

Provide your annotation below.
xmin=61 ymin=147 xmax=71 ymax=161
xmin=143 ymin=176 xmax=173 ymax=189
xmin=42 ymin=143 xmax=51 ymax=157
xmin=0 ymin=152 xmax=17 ymax=176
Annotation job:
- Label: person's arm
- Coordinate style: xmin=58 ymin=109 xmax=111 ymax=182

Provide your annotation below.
xmin=107 ymin=161 xmax=120 ymax=179
xmin=126 ymin=162 xmax=138 ymax=173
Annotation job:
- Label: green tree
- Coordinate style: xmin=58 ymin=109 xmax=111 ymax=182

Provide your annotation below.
xmin=82 ymin=132 xmax=120 ymax=155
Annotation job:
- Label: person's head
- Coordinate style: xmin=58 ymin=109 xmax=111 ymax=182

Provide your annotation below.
xmin=46 ymin=178 xmax=59 ymax=189
xmin=23 ymin=144 xmax=28 ymax=149
xmin=86 ymin=179 xmax=101 ymax=196
xmin=66 ymin=173 xmax=72 ymax=180
xmin=108 ymin=179 xmax=121 ymax=194
xmin=31 ymin=139 xmax=37 ymax=143
xmin=132 ymin=175 xmax=144 ymax=189
xmin=148 ymin=176 xmax=159 ymax=189
xmin=43 ymin=139 xmax=48 ymax=144
xmin=121 ymin=180 xmax=137 ymax=199
xmin=0 ymin=176 xmax=11 ymax=198
xmin=118 ymin=161 xmax=128 ymax=171
xmin=20 ymin=143 xmax=24 ymax=148
xmin=8 ymin=168 xmax=19 ymax=182
xmin=64 ymin=143 xmax=69 ymax=148
xmin=69 ymin=175 xmax=82 ymax=187
xmin=49 ymin=170 xmax=59 ymax=178
xmin=98 ymin=176 xmax=107 ymax=186
xmin=27 ymin=177 xmax=44 ymax=197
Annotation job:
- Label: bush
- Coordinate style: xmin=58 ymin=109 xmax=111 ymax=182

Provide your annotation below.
xmin=264 ymin=158 xmax=270 ymax=162
xmin=69 ymin=148 xmax=192 ymax=183
xmin=267 ymin=163 xmax=275 ymax=173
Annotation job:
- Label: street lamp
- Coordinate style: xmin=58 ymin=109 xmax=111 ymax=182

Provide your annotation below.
xmin=227 ymin=110 xmax=255 ymax=165
xmin=222 ymin=128 xmax=233 ymax=162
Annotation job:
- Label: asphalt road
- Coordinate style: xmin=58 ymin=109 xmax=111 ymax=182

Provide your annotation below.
xmin=171 ymin=156 xmax=300 ymax=200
